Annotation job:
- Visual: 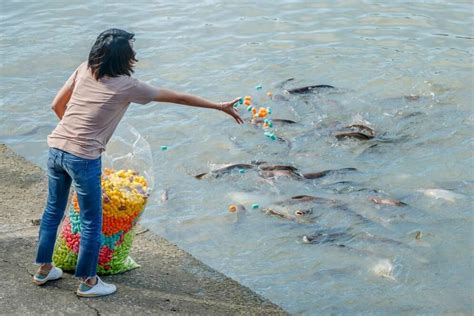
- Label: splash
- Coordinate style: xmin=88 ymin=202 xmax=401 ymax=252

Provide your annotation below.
xmin=371 ymin=259 xmax=396 ymax=281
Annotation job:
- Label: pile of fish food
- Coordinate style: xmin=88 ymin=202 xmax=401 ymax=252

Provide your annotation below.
xmin=53 ymin=168 xmax=149 ymax=275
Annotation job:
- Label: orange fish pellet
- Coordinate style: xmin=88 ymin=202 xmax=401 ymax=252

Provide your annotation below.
xmin=258 ymin=107 xmax=268 ymax=118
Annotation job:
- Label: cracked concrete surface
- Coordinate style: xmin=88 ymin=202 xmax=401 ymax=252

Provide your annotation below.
xmin=0 ymin=144 xmax=287 ymax=315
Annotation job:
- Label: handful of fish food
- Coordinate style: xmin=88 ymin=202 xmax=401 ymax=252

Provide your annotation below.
xmin=237 ymin=93 xmax=277 ymax=140
xmin=53 ymin=168 xmax=149 ymax=275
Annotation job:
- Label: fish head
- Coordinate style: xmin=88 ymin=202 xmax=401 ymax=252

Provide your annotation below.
xmin=295 ymin=209 xmax=313 ymax=217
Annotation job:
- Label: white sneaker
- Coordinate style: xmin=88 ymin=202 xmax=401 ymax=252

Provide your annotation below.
xmin=33 ymin=266 xmax=63 ymax=285
xmin=76 ymin=276 xmax=117 ymax=297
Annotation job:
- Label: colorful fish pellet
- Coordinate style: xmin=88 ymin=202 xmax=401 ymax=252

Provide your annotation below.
xmin=257 ymin=107 xmax=268 ymax=118
xmin=53 ymin=168 xmax=149 ymax=275
xmin=264 ymin=132 xmax=277 ymax=141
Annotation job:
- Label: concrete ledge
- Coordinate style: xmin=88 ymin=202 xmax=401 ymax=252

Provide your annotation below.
xmin=0 ymin=144 xmax=287 ymax=315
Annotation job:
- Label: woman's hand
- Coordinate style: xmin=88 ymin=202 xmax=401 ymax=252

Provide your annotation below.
xmin=218 ymin=97 xmax=244 ymax=124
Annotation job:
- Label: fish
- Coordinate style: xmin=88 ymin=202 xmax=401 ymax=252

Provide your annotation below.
xmin=195 ymin=163 xmax=357 ymax=182
xmin=252 ymin=118 xmax=298 ymax=125
xmin=335 ymin=124 xmax=376 ymax=141
xmin=302 ymin=231 xmax=352 ymax=244
xmin=262 ymin=203 xmax=318 ymax=223
xmin=275 ymin=195 xmax=338 ymax=206
xmin=265 ymin=194 xmax=373 ymax=226
xmin=259 ymin=169 xmax=304 ymax=180
xmin=418 ymin=188 xmax=465 ymax=202
xmin=302 ymin=168 xmax=357 ymax=179
xmin=261 ymin=195 xmax=328 ymax=223
xmin=302 ymin=229 xmax=404 ymax=249
xmin=270 ymin=79 xmax=337 ymax=101
xmin=285 ymin=84 xmax=336 ymax=94
xmin=335 ymin=132 xmax=373 ymax=140
xmin=322 ymin=181 xmax=378 ymax=194
xmin=280 ymin=190 xmax=405 ymax=225
xmin=275 ymin=135 xmax=293 ymax=148
xmin=195 ymin=163 xmax=255 ymax=179
xmin=294 ymin=208 xmax=313 ymax=217
xmin=259 ymin=164 xmax=299 ymax=172
xmin=369 ymin=196 xmax=407 ymax=207
xmin=346 ymin=124 xmax=376 ymax=136
xmin=257 ymin=164 xmax=303 ymax=179
xmin=259 ymin=165 xmax=357 ymax=180
xmin=262 ymin=208 xmax=298 ymax=221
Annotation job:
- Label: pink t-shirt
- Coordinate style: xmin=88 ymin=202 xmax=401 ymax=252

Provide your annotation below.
xmin=47 ymin=62 xmax=160 ymax=159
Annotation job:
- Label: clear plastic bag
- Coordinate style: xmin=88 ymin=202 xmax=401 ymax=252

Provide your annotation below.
xmin=53 ymin=124 xmax=154 ymax=274
xmin=103 ymin=124 xmax=155 ymax=191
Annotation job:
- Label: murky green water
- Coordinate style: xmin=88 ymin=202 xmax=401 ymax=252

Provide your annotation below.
xmin=1 ymin=1 xmax=473 ymax=314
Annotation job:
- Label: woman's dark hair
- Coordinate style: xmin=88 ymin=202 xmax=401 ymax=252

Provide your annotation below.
xmin=88 ymin=29 xmax=137 ymax=80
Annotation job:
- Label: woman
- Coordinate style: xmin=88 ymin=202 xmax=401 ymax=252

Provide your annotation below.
xmin=33 ymin=28 xmax=243 ymax=297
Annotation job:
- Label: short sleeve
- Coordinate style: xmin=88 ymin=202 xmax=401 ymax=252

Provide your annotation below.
xmin=129 ymin=79 xmax=161 ymax=105
xmin=65 ymin=62 xmax=86 ymax=89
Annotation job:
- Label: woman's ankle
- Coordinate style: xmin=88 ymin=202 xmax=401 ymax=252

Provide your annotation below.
xmin=40 ymin=263 xmax=53 ymax=269
xmin=84 ymin=276 xmax=98 ymax=286
xmin=37 ymin=263 xmax=53 ymax=273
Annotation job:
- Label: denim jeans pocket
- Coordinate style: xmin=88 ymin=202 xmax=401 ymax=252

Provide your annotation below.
xmin=47 ymin=155 xmax=55 ymax=170
xmin=47 ymin=148 xmax=62 ymax=171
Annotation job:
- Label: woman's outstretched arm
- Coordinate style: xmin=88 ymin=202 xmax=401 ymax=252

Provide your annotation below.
xmin=154 ymin=88 xmax=244 ymax=124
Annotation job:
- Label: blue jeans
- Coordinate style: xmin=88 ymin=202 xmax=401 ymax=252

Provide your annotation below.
xmin=36 ymin=147 xmax=102 ymax=278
